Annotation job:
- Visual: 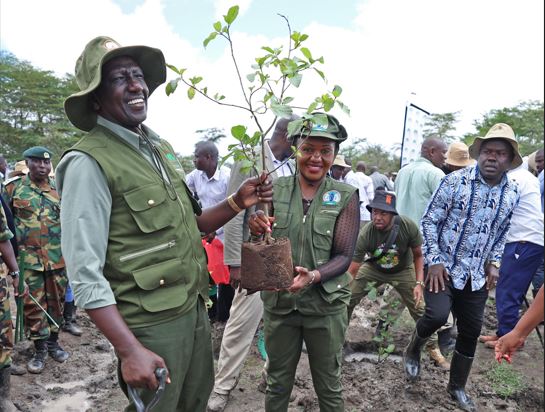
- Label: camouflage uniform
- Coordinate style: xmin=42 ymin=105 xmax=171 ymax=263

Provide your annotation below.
xmin=0 ymin=204 xmax=14 ymax=369
xmin=5 ymin=174 xmax=66 ymax=340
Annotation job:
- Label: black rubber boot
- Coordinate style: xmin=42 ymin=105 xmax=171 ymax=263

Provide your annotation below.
xmin=0 ymin=366 xmax=17 ymax=411
xmin=27 ymin=339 xmax=48 ymax=374
xmin=403 ymin=330 xmax=427 ymax=381
xmin=62 ymin=301 xmax=82 ymax=336
xmin=47 ymin=332 xmax=70 ymax=363
xmin=447 ymin=350 xmax=476 ymax=412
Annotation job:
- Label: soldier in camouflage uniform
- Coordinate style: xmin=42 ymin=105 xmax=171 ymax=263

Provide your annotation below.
xmin=5 ymin=146 xmax=69 ymax=374
xmin=0 ymin=199 xmax=25 ymax=411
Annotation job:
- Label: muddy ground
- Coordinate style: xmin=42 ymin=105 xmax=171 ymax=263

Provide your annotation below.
xmin=10 ymin=292 xmax=544 ymax=411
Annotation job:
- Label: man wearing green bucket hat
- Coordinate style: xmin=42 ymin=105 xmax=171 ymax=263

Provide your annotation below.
xmin=56 ymin=36 xmax=272 ymax=412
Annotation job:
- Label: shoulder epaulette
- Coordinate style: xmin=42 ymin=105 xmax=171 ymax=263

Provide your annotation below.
xmin=3 ymin=175 xmax=23 ymax=186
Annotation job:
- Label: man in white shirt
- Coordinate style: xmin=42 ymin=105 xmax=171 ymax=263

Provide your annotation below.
xmin=354 ymin=161 xmax=374 ymax=223
xmin=185 ymin=141 xmax=232 ymax=322
xmin=479 ymin=165 xmax=544 ymax=347
xmin=186 ymin=141 xmax=231 ymax=241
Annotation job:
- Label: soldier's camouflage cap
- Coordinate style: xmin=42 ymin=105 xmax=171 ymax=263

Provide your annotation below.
xmin=23 ymin=146 xmax=53 ymax=160
xmin=64 ymin=36 xmax=166 ymax=132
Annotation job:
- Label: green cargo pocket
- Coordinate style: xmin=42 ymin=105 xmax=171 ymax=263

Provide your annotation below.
xmin=319 ymin=272 xmax=352 ymax=305
xmin=123 ymin=183 xmax=174 ymax=233
xmin=132 ymin=258 xmax=188 ymax=312
xmin=312 ymin=213 xmax=337 ymax=264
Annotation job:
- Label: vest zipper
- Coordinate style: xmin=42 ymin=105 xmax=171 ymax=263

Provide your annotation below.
xmin=295 ymin=213 xmax=308 ymax=312
xmin=174 ymin=195 xmax=204 ymax=283
xmin=119 ymin=240 xmax=176 ymax=262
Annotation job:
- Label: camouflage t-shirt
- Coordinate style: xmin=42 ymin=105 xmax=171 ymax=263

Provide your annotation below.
xmin=5 ymin=175 xmax=65 ymax=270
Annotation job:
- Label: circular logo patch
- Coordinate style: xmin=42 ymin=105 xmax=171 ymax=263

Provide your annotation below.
xmin=323 ymin=190 xmax=341 ymax=205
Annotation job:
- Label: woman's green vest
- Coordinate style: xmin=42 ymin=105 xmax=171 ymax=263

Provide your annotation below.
xmin=262 ymin=175 xmax=356 ymax=316
xmin=67 ymin=125 xmax=209 ymax=328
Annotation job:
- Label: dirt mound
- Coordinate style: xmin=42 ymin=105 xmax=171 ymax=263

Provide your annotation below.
xmin=10 ymin=294 xmax=544 ymax=411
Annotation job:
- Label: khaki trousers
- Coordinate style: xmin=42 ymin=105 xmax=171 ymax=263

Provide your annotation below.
xmin=213 ymin=288 xmax=265 ymax=394
xmin=348 ymin=264 xmax=438 ymax=347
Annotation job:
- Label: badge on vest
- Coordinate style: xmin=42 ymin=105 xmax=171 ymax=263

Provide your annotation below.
xmin=322 ymin=190 xmax=341 ymax=206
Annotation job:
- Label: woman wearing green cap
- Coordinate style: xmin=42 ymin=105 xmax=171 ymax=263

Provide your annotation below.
xmin=249 ymin=113 xmax=360 ymax=412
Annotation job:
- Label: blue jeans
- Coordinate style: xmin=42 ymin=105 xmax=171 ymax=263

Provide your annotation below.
xmin=496 ymin=241 xmax=544 ymax=336
xmin=531 ymin=257 xmax=544 ymax=292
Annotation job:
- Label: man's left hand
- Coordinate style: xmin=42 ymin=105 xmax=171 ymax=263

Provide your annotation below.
xmin=485 ymin=264 xmax=499 ymax=290
xmin=12 ymin=276 xmax=29 ymax=298
xmin=234 ymin=172 xmax=273 ymax=209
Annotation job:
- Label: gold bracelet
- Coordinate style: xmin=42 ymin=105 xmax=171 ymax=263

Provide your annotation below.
xmin=416 ymin=281 xmax=425 ymax=287
xmin=227 ymin=194 xmax=243 ymax=213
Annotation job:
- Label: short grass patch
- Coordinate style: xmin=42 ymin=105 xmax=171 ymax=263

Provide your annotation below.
xmin=485 ymin=361 xmax=526 ymax=398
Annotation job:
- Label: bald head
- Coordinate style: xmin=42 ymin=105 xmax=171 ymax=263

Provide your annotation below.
xmin=270 ymin=115 xmax=299 ymax=161
xmin=421 ymin=137 xmax=448 ymax=168
xmin=356 ymin=161 xmax=366 ymax=173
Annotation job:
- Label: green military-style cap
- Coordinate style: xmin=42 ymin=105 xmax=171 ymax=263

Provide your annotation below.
xmin=23 ymin=146 xmax=53 ymax=159
xmin=64 ymin=36 xmax=166 ymax=132
xmin=289 ymin=112 xmax=348 ymax=143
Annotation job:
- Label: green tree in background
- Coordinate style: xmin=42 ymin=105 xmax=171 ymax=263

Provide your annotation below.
xmin=0 ymin=50 xmax=82 ymax=164
xmin=462 ymin=100 xmax=544 ymax=156
xmin=340 ymin=138 xmax=400 ymax=174
xmin=196 ymin=127 xmax=227 ymax=143
xmin=423 ymin=111 xmax=460 ymax=142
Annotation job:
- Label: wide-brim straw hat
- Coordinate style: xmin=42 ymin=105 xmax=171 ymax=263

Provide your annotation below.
xmin=468 ymin=123 xmax=523 ymax=169
xmin=333 ymin=154 xmax=350 ymax=168
xmin=64 ymin=36 xmax=166 ymax=132
xmin=446 ymin=142 xmax=475 ymax=167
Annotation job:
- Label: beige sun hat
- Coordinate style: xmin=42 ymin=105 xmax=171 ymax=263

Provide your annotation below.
xmin=446 ymin=142 xmax=476 ymax=167
xmin=64 ymin=36 xmax=166 ymax=132
xmin=527 ymin=151 xmax=537 ymax=174
xmin=333 ymin=154 xmax=350 ymax=168
xmin=468 ymin=123 xmax=523 ymax=169
xmin=8 ymin=160 xmax=29 ymax=178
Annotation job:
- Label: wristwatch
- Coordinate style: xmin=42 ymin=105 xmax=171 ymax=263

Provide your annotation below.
xmin=415 ymin=281 xmax=425 ymax=287
xmin=8 ymin=271 xmax=20 ymax=279
xmin=488 ymin=261 xmax=501 ymax=269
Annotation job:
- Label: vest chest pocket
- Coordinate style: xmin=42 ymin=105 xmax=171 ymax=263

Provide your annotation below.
xmin=123 ymin=184 xmax=175 ymax=233
xmin=312 ymin=211 xmax=338 ymax=255
xmin=132 ymin=257 xmax=188 ymax=312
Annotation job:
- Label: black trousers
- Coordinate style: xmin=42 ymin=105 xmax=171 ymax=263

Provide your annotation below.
xmin=416 ymin=278 xmax=488 ymax=357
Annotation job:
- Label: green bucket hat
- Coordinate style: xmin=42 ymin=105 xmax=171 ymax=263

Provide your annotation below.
xmin=289 ymin=112 xmax=348 ymax=143
xmin=64 ymin=36 xmax=166 ymax=132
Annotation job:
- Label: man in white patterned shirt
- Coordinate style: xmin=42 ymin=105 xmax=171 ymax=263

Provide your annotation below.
xmin=403 ymin=123 xmax=521 ymax=412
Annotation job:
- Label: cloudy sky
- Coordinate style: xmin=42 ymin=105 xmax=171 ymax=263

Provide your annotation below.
xmin=1 ymin=0 xmax=543 ymax=156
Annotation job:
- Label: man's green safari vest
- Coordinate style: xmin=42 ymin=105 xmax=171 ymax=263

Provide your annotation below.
xmin=262 ymin=176 xmax=356 ymax=316
xmin=65 ymin=125 xmax=209 ymax=328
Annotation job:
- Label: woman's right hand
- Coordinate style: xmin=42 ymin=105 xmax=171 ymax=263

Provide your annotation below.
xmin=248 ymin=210 xmax=274 ymax=236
